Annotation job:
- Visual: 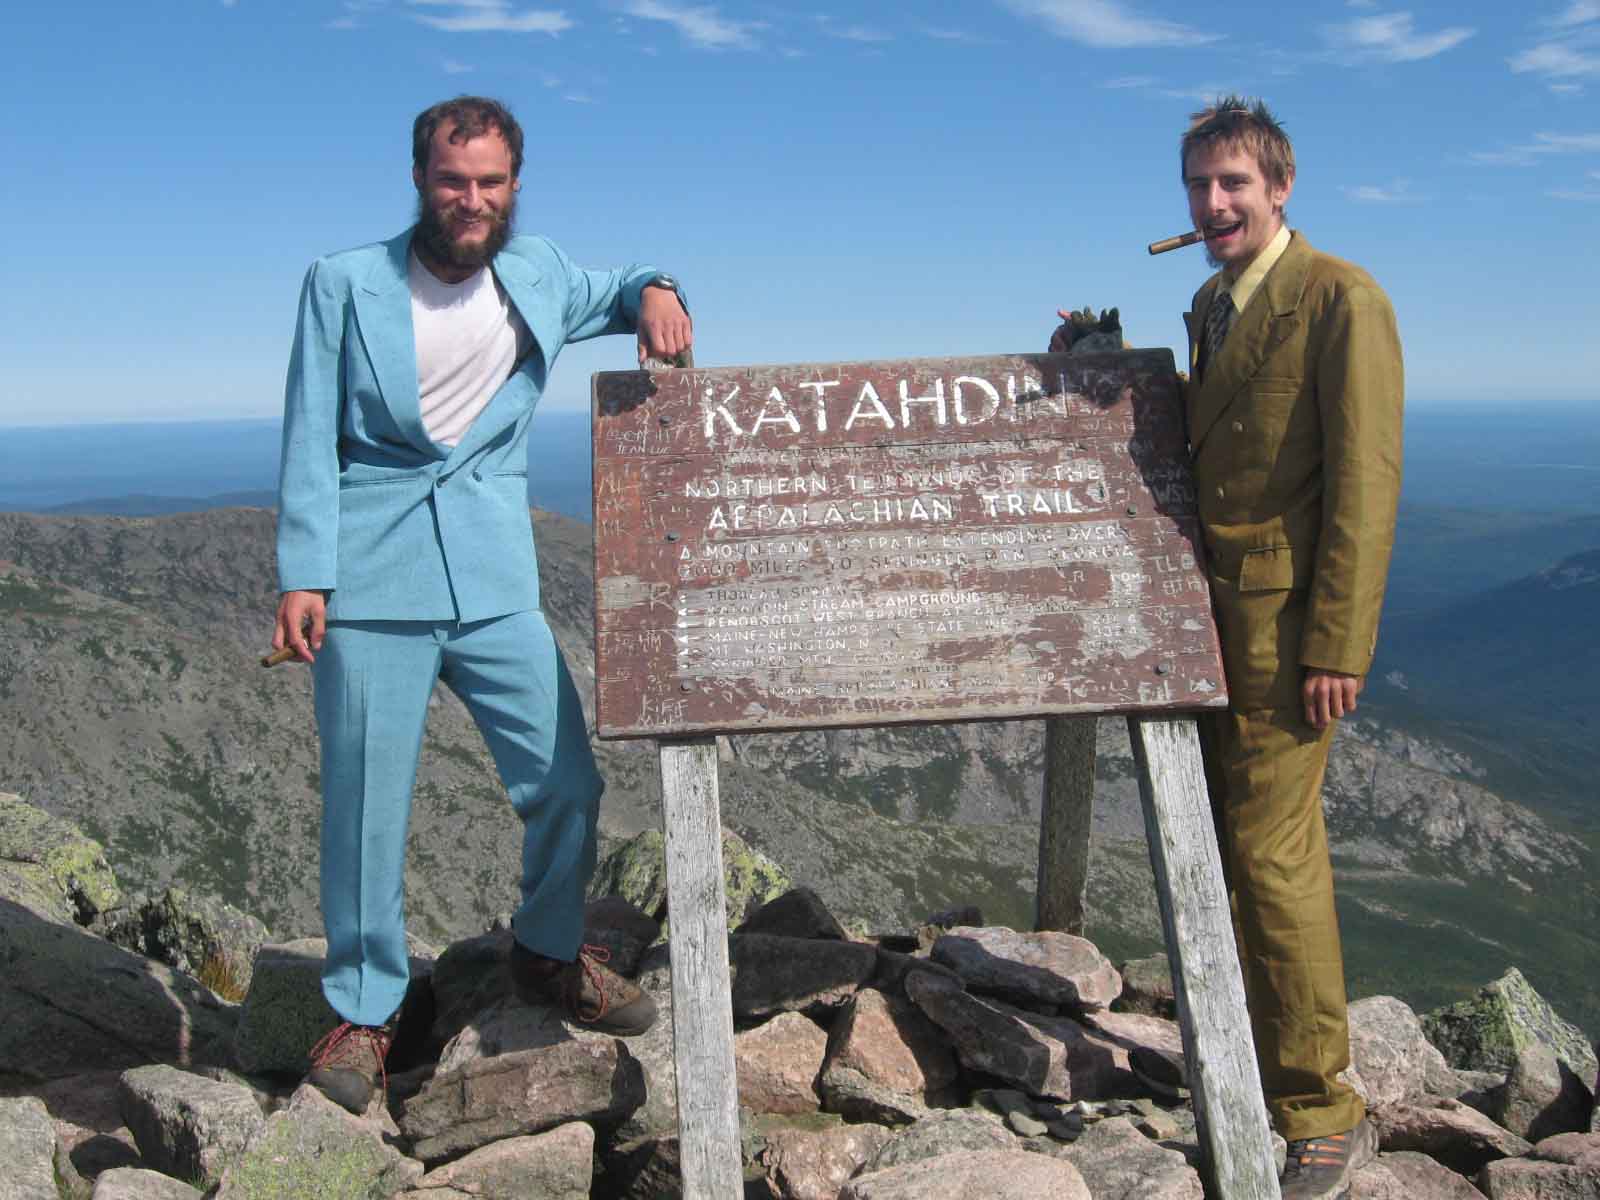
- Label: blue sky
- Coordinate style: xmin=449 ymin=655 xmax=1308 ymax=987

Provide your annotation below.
xmin=3 ymin=0 xmax=1597 ymax=425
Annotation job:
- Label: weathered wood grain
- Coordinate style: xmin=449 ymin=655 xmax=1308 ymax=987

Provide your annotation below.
xmin=592 ymin=351 xmax=1226 ymax=739
xmin=1037 ymin=715 xmax=1096 ymax=934
xmin=658 ymin=737 xmax=743 ymax=1199
xmin=1128 ymin=714 xmax=1280 ymax=1200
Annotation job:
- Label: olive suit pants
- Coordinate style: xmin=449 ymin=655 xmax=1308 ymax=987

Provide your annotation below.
xmin=1199 ymin=706 xmax=1366 ymax=1142
xmin=311 ymin=609 xmax=603 ymax=1027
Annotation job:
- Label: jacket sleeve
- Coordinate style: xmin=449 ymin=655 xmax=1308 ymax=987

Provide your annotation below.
xmin=1301 ymin=281 xmax=1404 ymax=675
xmin=545 ymin=239 xmax=666 ymax=344
xmin=275 ymin=260 xmax=345 ymax=595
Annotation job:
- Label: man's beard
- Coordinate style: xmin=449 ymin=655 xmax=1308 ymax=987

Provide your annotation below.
xmin=414 ymin=193 xmax=515 ymax=271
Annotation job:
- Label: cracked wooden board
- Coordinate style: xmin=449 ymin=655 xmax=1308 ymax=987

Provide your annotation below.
xmin=592 ymin=349 xmax=1227 ymax=738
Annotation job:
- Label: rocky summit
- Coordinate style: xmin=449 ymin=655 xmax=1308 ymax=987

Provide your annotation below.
xmin=3 ymin=795 xmax=1599 ymax=1199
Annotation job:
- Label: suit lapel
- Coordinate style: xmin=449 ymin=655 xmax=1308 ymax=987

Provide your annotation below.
xmin=352 ymin=230 xmax=436 ymax=456
xmin=1187 ymin=231 xmax=1312 ymax=454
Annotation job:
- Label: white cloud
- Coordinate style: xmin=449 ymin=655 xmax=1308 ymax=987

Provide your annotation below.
xmin=1549 ymin=80 xmax=1587 ymax=92
xmin=824 ymin=24 xmax=893 ymax=43
xmin=1548 ymin=1 xmax=1600 ymax=28
xmin=621 ymin=1 xmax=763 ymax=50
xmin=1511 ymin=39 xmax=1600 ymax=78
xmin=1547 ymin=186 xmax=1600 ymax=199
xmin=1320 ymin=11 xmax=1474 ymax=62
xmin=918 ymin=26 xmax=991 ymax=43
xmin=1340 ymin=180 xmax=1421 ymax=203
xmin=408 ymin=1 xmax=572 ymax=34
xmin=1470 ymin=130 xmax=1600 ymax=165
xmin=1101 ymin=74 xmax=1158 ymax=88
xmin=563 ymin=92 xmax=595 ymax=104
xmin=996 ymin=0 xmax=1219 ymax=49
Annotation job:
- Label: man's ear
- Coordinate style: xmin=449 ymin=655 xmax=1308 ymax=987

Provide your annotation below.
xmin=1272 ymin=170 xmax=1296 ymax=212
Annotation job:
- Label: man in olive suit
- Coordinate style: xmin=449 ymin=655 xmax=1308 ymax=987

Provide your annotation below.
xmin=1177 ymin=96 xmax=1403 ymax=1199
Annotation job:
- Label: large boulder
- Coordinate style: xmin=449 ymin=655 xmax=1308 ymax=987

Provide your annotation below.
xmin=840 ymin=1149 xmax=1090 ymax=1199
xmin=1492 ymin=1042 xmax=1595 ymax=1142
xmin=402 ymin=1122 xmax=594 ymax=1199
xmin=860 ymin=1109 xmax=1015 ymax=1173
xmin=0 ymin=1095 xmax=59 ymax=1200
xmin=757 ymin=1119 xmax=896 ymax=1200
xmin=1049 ymin=1115 xmax=1204 ymax=1200
xmin=117 ymin=1064 xmax=265 ymax=1190
xmin=1478 ymin=1131 xmax=1600 ymax=1198
xmin=0 ymin=792 xmax=121 ymax=927
xmin=213 ymin=1085 xmax=422 ymax=1199
xmin=930 ymin=927 xmax=1121 ymax=1012
xmin=398 ymin=1038 xmax=645 ymax=1160
xmin=0 ymin=898 xmax=237 ymax=1079
xmin=89 ymin=1168 xmax=205 ymax=1199
xmin=1350 ymin=1151 xmax=1484 ymax=1199
xmin=819 ymin=987 xmax=959 ymax=1123
xmin=104 ymin=889 xmax=270 ymax=1001
xmin=1373 ymin=1098 xmax=1532 ymax=1176
xmin=588 ymin=827 xmax=791 ymax=932
xmin=729 ymin=933 xmax=879 ymax=1020
xmin=1344 ymin=995 xmax=1464 ymax=1110
xmin=1422 ymin=969 xmax=1598 ymax=1083
xmin=735 ymin=1011 xmax=828 ymax=1115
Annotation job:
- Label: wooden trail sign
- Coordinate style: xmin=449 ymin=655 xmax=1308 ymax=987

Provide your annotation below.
xmin=593 ymin=350 xmax=1227 ymax=739
xmin=593 ymin=349 xmax=1279 ymax=1199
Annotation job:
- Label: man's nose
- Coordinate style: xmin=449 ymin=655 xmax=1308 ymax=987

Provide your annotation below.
xmin=460 ymin=183 xmax=483 ymax=210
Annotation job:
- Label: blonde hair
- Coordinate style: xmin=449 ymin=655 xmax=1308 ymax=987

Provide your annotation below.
xmin=1181 ymin=95 xmax=1295 ymax=191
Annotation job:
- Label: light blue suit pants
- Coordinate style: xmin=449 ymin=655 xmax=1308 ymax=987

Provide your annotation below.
xmin=311 ymin=609 xmax=602 ymax=1026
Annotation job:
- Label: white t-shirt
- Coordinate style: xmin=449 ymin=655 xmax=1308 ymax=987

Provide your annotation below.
xmin=408 ymin=251 xmax=532 ymax=448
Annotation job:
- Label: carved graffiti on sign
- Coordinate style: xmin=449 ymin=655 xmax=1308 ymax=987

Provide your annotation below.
xmin=592 ymin=350 xmax=1226 ymax=739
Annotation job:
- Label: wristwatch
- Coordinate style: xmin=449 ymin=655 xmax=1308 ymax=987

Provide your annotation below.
xmin=642 ymin=274 xmax=687 ymax=311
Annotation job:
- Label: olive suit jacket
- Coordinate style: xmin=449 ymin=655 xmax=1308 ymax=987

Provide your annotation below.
xmin=1183 ymin=231 xmax=1403 ymax=711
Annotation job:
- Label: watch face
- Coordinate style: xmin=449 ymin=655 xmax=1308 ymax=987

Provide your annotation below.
xmin=648 ymin=274 xmax=678 ymax=292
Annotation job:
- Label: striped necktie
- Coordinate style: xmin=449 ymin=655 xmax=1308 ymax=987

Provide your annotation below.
xmin=1200 ymin=291 xmax=1235 ymax=382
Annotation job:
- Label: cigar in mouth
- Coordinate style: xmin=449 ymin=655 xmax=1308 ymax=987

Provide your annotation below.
xmin=1148 ymin=230 xmax=1205 ymax=256
xmin=260 ymin=647 xmax=298 ymax=668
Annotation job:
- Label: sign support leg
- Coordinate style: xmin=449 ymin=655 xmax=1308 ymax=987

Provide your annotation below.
xmin=1036 ymin=715 xmax=1096 ymax=933
xmin=657 ymin=736 xmax=743 ymax=1199
xmin=1127 ymin=714 xmax=1280 ymax=1200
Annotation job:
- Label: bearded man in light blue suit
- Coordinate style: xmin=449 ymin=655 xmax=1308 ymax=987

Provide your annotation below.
xmin=271 ymin=97 xmax=691 ymax=1113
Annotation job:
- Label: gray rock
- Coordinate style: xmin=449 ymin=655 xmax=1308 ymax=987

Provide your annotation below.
xmin=117 ymin=1064 xmax=265 ymax=1189
xmin=819 ymin=987 xmax=958 ymax=1123
xmin=1478 ymin=1149 xmax=1600 ymax=1199
xmin=1495 ymin=1043 xmax=1596 ymax=1142
xmin=104 ymin=888 xmax=270 ymax=1000
xmin=905 ymin=968 xmax=1128 ymax=1101
xmin=840 ymin=1148 xmax=1090 ymax=1199
xmin=1112 ymin=955 xmax=1175 ymax=1019
xmin=405 ymin=1123 xmax=593 ymax=1198
xmin=588 ymin=827 xmax=791 ymax=933
xmin=1083 ymin=1010 xmax=1187 ymax=1099
xmin=1373 ymin=1098 xmax=1532 ymax=1176
xmin=1344 ymin=995 xmax=1464 ymax=1110
xmin=0 ymin=1096 xmax=58 ymax=1200
xmin=398 ymin=1038 xmax=644 ymax=1160
xmin=931 ymin=926 xmax=1121 ymax=1011
xmin=862 ymin=1109 xmax=1015 ymax=1172
xmin=1422 ymin=969 xmax=1598 ymax=1083
xmin=0 ymin=791 xmax=121 ymax=925
xmin=1530 ymin=1133 xmax=1600 ymax=1168
xmin=90 ymin=1168 xmax=205 ymax=1200
xmin=213 ymin=1084 xmax=422 ymax=1199
xmin=0 ymin=899 xmax=237 ymax=1079
xmin=736 ymin=887 xmax=849 ymax=941
xmin=231 ymin=938 xmax=431 ymax=1076
xmin=735 ymin=1011 xmax=828 ymax=1115
xmin=758 ymin=1121 xmax=896 ymax=1200
xmin=600 ymin=1134 xmax=687 ymax=1200
xmin=609 ymin=947 xmax=680 ymax=1142
xmin=730 ymin=933 xmax=879 ymax=1020
xmin=1049 ymin=1116 xmax=1203 ymax=1198
xmin=1350 ymin=1151 xmax=1483 ymax=1199
xmin=1008 ymin=1110 xmax=1049 ymax=1137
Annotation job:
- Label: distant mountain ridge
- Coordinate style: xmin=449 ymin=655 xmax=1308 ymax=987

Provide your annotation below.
xmin=0 ymin=507 xmax=1593 ymax=1032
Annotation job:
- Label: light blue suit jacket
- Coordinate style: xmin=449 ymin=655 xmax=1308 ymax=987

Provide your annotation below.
xmin=276 ymin=228 xmax=657 ymax=623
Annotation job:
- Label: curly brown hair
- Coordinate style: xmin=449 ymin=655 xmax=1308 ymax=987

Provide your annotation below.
xmin=1180 ymin=95 xmax=1295 ymax=192
xmin=412 ymin=96 xmax=525 ymax=179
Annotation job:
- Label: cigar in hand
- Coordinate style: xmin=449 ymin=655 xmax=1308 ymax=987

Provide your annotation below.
xmin=260 ymin=647 xmax=298 ymax=668
xmin=1148 ymin=230 xmax=1205 ymax=255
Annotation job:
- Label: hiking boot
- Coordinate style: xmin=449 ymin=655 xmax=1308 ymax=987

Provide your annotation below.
xmin=1280 ymin=1117 xmax=1377 ymax=1200
xmin=509 ymin=940 xmax=658 ymax=1036
xmin=306 ymin=1018 xmax=395 ymax=1115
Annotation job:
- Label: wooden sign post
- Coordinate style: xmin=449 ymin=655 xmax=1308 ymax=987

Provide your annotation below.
xmin=593 ymin=350 xmax=1279 ymax=1198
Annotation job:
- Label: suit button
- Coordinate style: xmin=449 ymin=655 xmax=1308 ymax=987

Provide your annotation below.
xmin=1215 ymin=486 xmax=1225 ymax=500
xmin=1232 ymin=420 xmax=1244 ymax=432
xmin=437 ymin=476 xmax=447 ymax=488
xmin=473 ymin=470 xmax=483 ymax=482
